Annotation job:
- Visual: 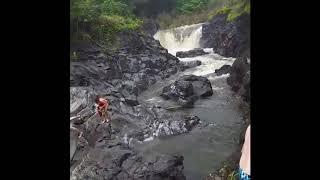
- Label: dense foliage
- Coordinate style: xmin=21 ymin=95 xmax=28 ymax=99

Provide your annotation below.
xmin=70 ymin=0 xmax=250 ymax=45
xmin=157 ymin=0 xmax=250 ymax=29
xmin=130 ymin=0 xmax=176 ymax=18
xmin=70 ymin=0 xmax=142 ymax=45
xmin=156 ymin=0 xmax=227 ymax=28
xmin=224 ymin=0 xmax=250 ymax=21
xmin=175 ymin=0 xmax=209 ymax=14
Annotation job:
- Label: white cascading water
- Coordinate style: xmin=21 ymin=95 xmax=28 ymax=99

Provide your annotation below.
xmin=154 ymin=23 xmax=203 ymax=54
xmin=154 ymin=24 xmax=235 ymax=78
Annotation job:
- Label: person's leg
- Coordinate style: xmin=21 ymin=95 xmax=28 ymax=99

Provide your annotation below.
xmin=101 ymin=109 xmax=107 ymax=123
xmin=105 ymin=111 xmax=110 ymax=123
xmin=98 ymin=109 xmax=105 ymax=123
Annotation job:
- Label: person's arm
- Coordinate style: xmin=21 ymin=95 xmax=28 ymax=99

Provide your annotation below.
xmin=101 ymin=103 xmax=107 ymax=109
xmin=101 ymin=99 xmax=109 ymax=109
xmin=239 ymin=125 xmax=251 ymax=175
xmin=241 ymin=125 xmax=250 ymax=153
xmin=103 ymin=99 xmax=108 ymax=107
xmin=241 ymin=143 xmax=244 ymax=153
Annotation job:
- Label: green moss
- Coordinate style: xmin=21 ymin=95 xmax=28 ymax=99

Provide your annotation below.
xmin=208 ymin=6 xmax=232 ymax=20
xmin=244 ymin=2 xmax=250 ymax=14
xmin=207 ymin=0 xmax=250 ymax=22
xmin=227 ymin=11 xmax=241 ymax=21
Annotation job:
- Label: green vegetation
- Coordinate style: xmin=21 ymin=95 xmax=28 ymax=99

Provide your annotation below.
xmin=227 ymin=170 xmax=239 ymax=180
xmin=225 ymin=0 xmax=250 ymax=21
xmin=156 ymin=0 xmax=226 ymax=29
xmin=70 ymin=0 xmax=250 ymax=44
xmin=155 ymin=0 xmax=250 ymax=29
xmin=208 ymin=0 xmax=250 ymax=22
xmin=70 ymin=0 xmax=142 ymax=46
xmin=207 ymin=5 xmax=232 ymax=20
xmin=176 ymin=0 xmax=209 ymax=14
xmin=157 ymin=10 xmax=211 ymax=29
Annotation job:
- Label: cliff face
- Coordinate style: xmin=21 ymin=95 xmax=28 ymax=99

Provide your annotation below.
xmin=201 ymin=13 xmax=250 ymax=58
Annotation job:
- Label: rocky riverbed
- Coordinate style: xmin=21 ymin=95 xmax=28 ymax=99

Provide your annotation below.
xmin=70 ymin=11 xmax=250 ymax=179
xmin=70 ymin=31 xmax=205 ymax=179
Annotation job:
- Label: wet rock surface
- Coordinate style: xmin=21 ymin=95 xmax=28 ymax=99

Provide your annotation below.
xmin=226 ymin=56 xmax=250 ymax=102
xmin=176 ymin=48 xmax=209 ymax=58
xmin=161 ymin=75 xmax=213 ymax=107
xmin=70 ymin=31 xmax=202 ymax=179
xmin=215 ymin=65 xmax=231 ymax=76
xmin=179 ymin=60 xmax=202 ymax=71
xmin=201 ymin=13 xmax=250 ymax=58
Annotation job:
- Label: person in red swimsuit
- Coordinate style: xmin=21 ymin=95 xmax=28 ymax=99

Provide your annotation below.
xmin=95 ymin=96 xmax=110 ymax=123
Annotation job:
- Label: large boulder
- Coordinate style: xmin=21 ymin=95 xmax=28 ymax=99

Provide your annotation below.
xmin=161 ymin=75 xmax=213 ymax=107
xmin=179 ymin=60 xmax=202 ymax=71
xmin=181 ymin=75 xmax=213 ymax=97
xmin=154 ymin=116 xmax=200 ymax=137
xmin=161 ymin=80 xmax=194 ymax=100
xmin=215 ymin=65 xmax=231 ymax=76
xmin=227 ymin=57 xmax=250 ymax=92
xmin=176 ymin=48 xmax=209 ymax=58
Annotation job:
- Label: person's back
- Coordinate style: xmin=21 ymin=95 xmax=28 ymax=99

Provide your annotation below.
xmin=239 ymin=125 xmax=250 ymax=179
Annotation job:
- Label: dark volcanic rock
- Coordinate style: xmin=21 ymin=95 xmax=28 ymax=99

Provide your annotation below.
xmin=215 ymin=65 xmax=231 ymax=76
xmin=161 ymin=81 xmax=194 ymax=100
xmin=70 ymin=98 xmax=198 ymax=179
xmin=155 ymin=116 xmax=200 ymax=137
xmin=201 ymin=13 xmax=250 ymax=58
xmin=176 ymin=48 xmax=209 ymax=58
xmin=179 ymin=60 xmax=201 ymax=71
xmin=227 ymin=56 xmax=250 ymax=102
xmin=70 ymin=87 xmax=96 ymax=118
xmin=238 ymin=71 xmax=250 ymax=102
xmin=181 ymin=75 xmax=213 ymax=97
xmin=70 ymin=31 xmax=199 ymax=179
xmin=227 ymin=57 xmax=249 ymax=92
xmin=71 ymin=32 xmax=180 ymax=94
xmin=139 ymin=19 xmax=160 ymax=36
xmin=161 ymin=75 xmax=213 ymax=107
xmin=71 ymin=147 xmax=186 ymax=180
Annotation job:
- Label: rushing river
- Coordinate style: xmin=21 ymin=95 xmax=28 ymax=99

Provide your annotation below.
xmin=134 ymin=23 xmax=242 ymax=179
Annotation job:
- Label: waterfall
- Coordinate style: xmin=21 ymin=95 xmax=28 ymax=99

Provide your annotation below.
xmin=154 ymin=23 xmax=203 ymax=55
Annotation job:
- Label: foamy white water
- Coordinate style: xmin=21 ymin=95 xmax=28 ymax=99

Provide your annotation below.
xmin=154 ymin=23 xmax=203 ymax=55
xmin=154 ymin=24 xmax=235 ymax=77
